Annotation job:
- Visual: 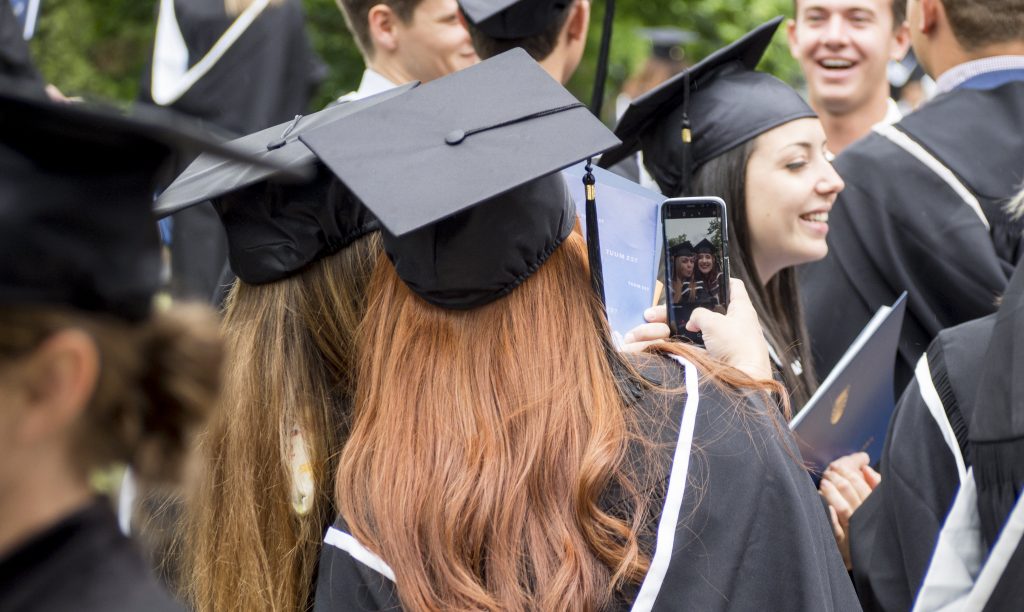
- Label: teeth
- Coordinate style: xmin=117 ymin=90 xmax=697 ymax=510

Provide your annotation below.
xmin=802 ymin=212 xmax=829 ymax=223
xmin=821 ymin=59 xmax=853 ymax=68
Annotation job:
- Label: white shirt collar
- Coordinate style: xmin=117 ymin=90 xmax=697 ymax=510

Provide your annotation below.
xmin=880 ymin=97 xmax=903 ymax=126
xmin=336 ymin=68 xmax=400 ymax=103
xmin=935 ymin=55 xmax=1024 ymax=94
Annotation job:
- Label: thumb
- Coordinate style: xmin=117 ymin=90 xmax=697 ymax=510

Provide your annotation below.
xmin=685 ymin=307 xmax=715 ymax=332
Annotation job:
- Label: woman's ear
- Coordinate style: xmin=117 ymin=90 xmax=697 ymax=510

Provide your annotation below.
xmin=16 ymin=329 xmax=100 ymax=444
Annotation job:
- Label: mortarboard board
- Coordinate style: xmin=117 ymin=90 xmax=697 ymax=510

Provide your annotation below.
xmin=154 ymin=82 xmax=417 ymax=217
xmin=637 ymin=27 xmax=696 ymax=63
xmin=154 ymin=83 xmax=417 ymax=285
xmin=598 ymin=17 xmax=816 ymax=197
xmin=694 ymin=238 xmax=714 ymax=254
xmin=299 ymin=48 xmax=620 ymax=309
xmin=459 ymin=0 xmax=570 ymax=40
xmin=0 ymin=91 xmax=293 ymax=320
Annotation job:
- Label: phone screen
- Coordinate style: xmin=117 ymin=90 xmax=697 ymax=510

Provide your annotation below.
xmin=661 ymin=197 xmax=730 ymax=344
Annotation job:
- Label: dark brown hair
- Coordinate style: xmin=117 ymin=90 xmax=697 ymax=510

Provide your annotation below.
xmin=941 ymin=0 xmax=1024 ymax=50
xmin=691 ymin=141 xmax=819 ymax=409
xmin=183 ymin=232 xmax=381 ymax=612
xmin=335 ymin=0 xmax=420 ymax=58
xmin=463 ymin=3 xmax=573 ymax=61
xmin=0 ymin=304 xmax=222 ymax=484
xmin=793 ymin=0 xmax=907 ymax=31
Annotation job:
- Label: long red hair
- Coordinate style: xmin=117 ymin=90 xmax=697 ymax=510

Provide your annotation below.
xmin=337 ymin=230 xmax=783 ymax=610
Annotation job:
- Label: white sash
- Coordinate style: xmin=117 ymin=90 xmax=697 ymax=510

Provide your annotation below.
xmin=631 ymin=356 xmax=701 ymax=611
xmin=914 ymin=469 xmax=1024 ymax=611
xmin=150 ymin=0 xmax=271 ymax=106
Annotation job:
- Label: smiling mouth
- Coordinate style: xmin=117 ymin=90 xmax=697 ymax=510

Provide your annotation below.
xmin=818 ymin=59 xmax=855 ymax=70
xmin=801 ymin=211 xmax=829 ymax=223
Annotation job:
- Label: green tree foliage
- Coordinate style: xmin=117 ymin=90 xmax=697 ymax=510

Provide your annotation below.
xmin=28 ymin=0 xmax=801 ymax=115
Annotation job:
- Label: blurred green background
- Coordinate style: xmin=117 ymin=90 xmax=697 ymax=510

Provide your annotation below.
xmin=27 ymin=0 xmax=803 ymax=120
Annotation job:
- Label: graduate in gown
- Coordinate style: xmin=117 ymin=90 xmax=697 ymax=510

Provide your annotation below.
xmin=303 ymin=48 xmax=858 ymax=611
xmin=598 ymin=17 xmax=844 ymax=410
xmin=140 ymin=0 xmax=326 ymax=301
xmin=152 ymin=84 xmax=414 ymax=612
xmin=847 ymin=193 xmax=1024 ymax=611
xmin=0 ymin=90 xmax=276 ymax=611
xmin=798 ymin=6 xmax=1024 ymax=395
xmin=0 ymin=0 xmax=42 ymax=90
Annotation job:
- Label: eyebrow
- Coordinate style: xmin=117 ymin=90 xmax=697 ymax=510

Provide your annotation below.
xmin=780 ymin=142 xmax=813 ymax=154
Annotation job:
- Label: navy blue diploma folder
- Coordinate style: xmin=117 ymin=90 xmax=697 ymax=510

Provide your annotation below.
xmin=790 ymin=292 xmax=908 ymax=476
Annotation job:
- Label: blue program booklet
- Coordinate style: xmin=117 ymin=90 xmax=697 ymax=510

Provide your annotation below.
xmin=790 ymin=292 xmax=908 ymax=476
xmin=562 ymin=163 xmax=663 ymax=344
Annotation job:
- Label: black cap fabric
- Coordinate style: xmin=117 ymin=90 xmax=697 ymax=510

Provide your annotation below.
xmin=638 ymin=27 xmax=696 ymax=62
xmin=300 ymin=48 xmax=620 ymax=309
xmin=669 ymin=240 xmax=694 ymax=257
xmin=0 ymin=91 xmax=287 ymax=320
xmin=694 ymin=238 xmax=714 ymax=254
xmin=459 ymin=0 xmax=570 ymax=40
xmin=154 ymin=82 xmax=417 ymax=218
xmin=598 ymin=17 xmax=816 ymax=196
xmin=213 ymin=165 xmax=380 ymax=284
xmin=154 ymin=84 xmax=417 ymax=285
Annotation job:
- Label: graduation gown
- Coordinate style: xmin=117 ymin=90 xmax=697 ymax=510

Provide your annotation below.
xmin=0 ymin=0 xmax=43 ymax=90
xmin=0 ymin=498 xmax=183 ymax=612
xmin=312 ymin=354 xmax=859 ymax=611
xmin=800 ymin=77 xmax=1024 ymax=394
xmin=848 ymin=314 xmax=988 ymax=611
xmin=139 ymin=0 xmax=326 ymax=301
xmin=850 ymin=261 xmax=1024 ymax=611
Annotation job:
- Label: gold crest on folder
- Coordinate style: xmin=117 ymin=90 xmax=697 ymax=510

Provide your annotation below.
xmin=831 ymin=387 xmax=850 ymax=425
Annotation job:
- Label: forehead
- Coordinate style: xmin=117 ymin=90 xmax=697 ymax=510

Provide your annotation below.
xmin=754 ymin=117 xmax=827 ymax=151
xmin=796 ymin=0 xmax=890 ymax=14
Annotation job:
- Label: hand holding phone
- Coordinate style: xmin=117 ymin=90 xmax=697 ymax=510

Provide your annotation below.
xmin=686 ymin=278 xmax=773 ymax=380
xmin=661 ymin=197 xmax=730 ymax=345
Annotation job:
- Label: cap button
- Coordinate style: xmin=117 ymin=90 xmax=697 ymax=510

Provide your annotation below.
xmin=445 ymin=129 xmax=466 ymax=145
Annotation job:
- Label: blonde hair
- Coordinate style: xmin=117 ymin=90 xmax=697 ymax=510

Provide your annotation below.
xmin=183 ymin=232 xmax=380 ymax=612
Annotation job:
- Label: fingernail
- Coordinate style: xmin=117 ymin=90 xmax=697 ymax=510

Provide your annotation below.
xmin=643 ymin=307 xmax=657 ymax=320
xmin=623 ymin=332 xmax=635 ymax=344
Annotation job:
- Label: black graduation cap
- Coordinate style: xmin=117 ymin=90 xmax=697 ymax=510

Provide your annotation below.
xmin=459 ymin=0 xmax=571 ymax=40
xmin=598 ymin=17 xmax=816 ymax=197
xmin=0 ymin=91 xmax=291 ymax=320
xmin=154 ymin=83 xmax=417 ymax=285
xmin=669 ymin=240 xmax=694 ymax=257
xmin=154 ymin=83 xmax=416 ymax=217
xmin=638 ymin=27 xmax=696 ymax=62
xmin=694 ymin=238 xmax=714 ymax=254
xmin=299 ymin=48 xmax=620 ymax=309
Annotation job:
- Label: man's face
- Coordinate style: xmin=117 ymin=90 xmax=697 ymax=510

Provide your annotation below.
xmin=393 ymin=0 xmax=478 ymax=82
xmin=788 ymin=0 xmax=908 ymax=116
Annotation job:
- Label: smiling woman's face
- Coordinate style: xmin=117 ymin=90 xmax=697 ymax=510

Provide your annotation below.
xmin=697 ymin=253 xmax=714 ymax=274
xmin=744 ymin=117 xmax=845 ymax=283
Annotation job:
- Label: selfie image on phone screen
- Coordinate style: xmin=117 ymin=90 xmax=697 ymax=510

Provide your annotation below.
xmin=662 ymin=198 xmax=729 ymax=344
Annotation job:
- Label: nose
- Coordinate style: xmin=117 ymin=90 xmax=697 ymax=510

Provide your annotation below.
xmin=822 ymin=14 xmax=849 ymax=48
xmin=817 ymin=161 xmax=845 ymax=197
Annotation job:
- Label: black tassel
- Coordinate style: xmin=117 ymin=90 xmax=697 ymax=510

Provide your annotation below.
xmin=583 ymin=160 xmax=605 ymax=306
xmin=679 ymin=69 xmax=693 ymax=196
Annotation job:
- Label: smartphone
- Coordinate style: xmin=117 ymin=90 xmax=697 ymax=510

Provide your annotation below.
xmin=661 ymin=197 xmax=730 ymax=344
